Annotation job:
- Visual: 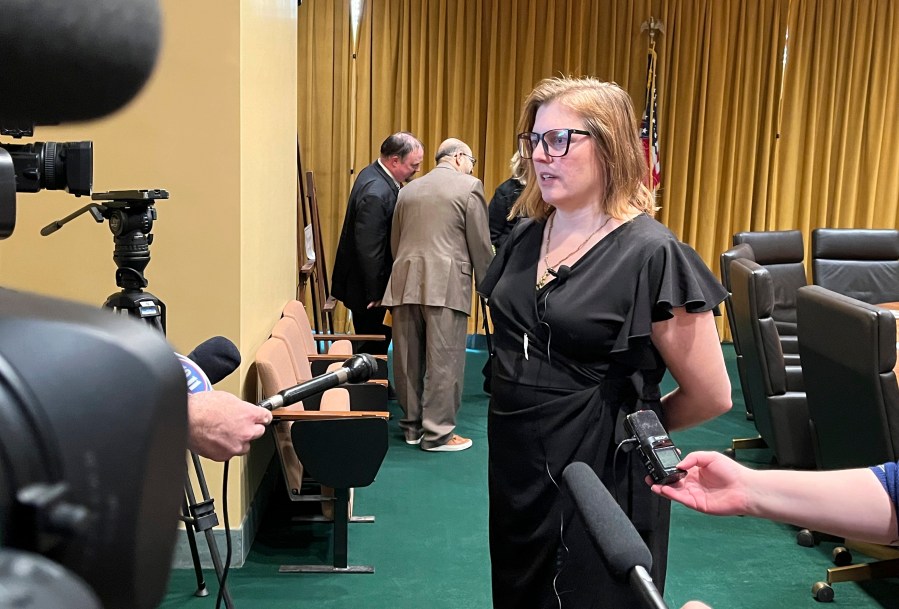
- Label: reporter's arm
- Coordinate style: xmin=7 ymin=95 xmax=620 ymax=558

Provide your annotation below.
xmin=652 ymin=308 xmax=732 ymax=431
xmin=187 ymin=390 xmax=272 ymax=461
xmin=740 ymin=465 xmax=898 ymax=546
xmin=652 ymin=451 xmax=899 ymax=546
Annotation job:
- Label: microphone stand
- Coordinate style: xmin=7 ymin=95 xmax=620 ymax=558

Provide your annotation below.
xmin=74 ymin=191 xmax=235 ymax=608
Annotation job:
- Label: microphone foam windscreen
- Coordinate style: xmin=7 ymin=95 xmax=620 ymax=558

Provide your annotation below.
xmin=0 ymin=0 xmax=162 ymax=124
xmin=186 ymin=336 xmax=241 ymax=385
xmin=562 ymin=461 xmax=653 ymax=580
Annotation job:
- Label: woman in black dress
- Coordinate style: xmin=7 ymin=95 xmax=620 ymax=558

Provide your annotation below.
xmin=488 ymin=152 xmax=526 ymax=250
xmin=480 ymin=77 xmax=732 ymax=608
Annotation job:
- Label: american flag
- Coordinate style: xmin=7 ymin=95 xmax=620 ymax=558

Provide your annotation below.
xmin=640 ymin=47 xmax=661 ymax=192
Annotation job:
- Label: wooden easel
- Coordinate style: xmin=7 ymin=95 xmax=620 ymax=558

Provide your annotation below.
xmin=295 ymin=138 xmax=337 ymax=335
xmin=296 ymin=139 xmax=315 ymax=300
xmin=304 ymin=170 xmax=337 ymax=335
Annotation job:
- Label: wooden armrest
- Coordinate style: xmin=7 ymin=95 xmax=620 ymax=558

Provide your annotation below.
xmin=307 ymin=353 xmax=387 ymax=361
xmin=299 ymin=261 xmax=314 ymax=274
xmin=310 ymin=334 xmax=387 ymax=343
xmin=323 ymin=296 xmax=337 ymax=312
xmin=272 ymin=410 xmax=390 ymax=421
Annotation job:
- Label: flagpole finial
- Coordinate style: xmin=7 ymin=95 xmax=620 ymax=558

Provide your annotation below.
xmin=640 ymin=16 xmax=666 ymax=43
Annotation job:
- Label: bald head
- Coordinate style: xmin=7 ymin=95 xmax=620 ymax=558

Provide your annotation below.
xmin=435 ymin=138 xmax=476 ymax=175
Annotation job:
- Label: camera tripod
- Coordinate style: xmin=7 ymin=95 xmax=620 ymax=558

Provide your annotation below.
xmin=42 ymin=189 xmax=235 ymax=608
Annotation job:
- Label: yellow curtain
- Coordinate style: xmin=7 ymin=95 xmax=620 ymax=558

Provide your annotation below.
xmin=299 ymin=0 xmax=899 ymax=340
xmin=770 ymin=0 xmax=899 ymax=234
xmin=655 ymin=0 xmax=788 ymax=338
xmin=297 ymin=0 xmax=355 ymax=330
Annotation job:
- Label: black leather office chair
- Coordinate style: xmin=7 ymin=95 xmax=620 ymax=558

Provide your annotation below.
xmin=733 ymin=230 xmax=807 ymax=359
xmin=796 ymin=285 xmax=899 ymax=600
xmin=811 ymin=228 xmax=899 ymax=304
xmin=728 ymin=258 xmax=814 ymax=468
xmin=721 ymin=243 xmax=758 ymax=421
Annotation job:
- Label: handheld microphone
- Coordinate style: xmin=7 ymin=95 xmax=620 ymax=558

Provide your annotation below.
xmin=258 ymin=354 xmax=378 ymax=411
xmin=547 ymin=265 xmax=571 ymax=284
xmin=562 ymin=461 xmax=669 ymax=609
xmin=186 ymin=336 xmax=242 ymax=385
xmin=176 ymin=336 xmax=241 ymax=393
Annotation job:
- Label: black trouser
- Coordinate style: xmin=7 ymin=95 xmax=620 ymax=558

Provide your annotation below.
xmin=348 ymin=305 xmax=392 ymax=355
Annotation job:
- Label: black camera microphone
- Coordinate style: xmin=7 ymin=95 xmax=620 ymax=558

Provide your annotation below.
xmin=0 ymin=0 xmax=162 ymax=124
xmin=186 ymin=336 xmax=242 ymax=385
xmin=258 ymin=354 xmax=378 ymax=411
xmin=547 ymin=265 xmax=571 ymax=284
xmin=562 ymin=462 xmax=669 ymax=609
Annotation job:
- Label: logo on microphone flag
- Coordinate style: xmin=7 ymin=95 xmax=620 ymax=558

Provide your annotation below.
xmin=176 ymin=353 xmax=212 ymax=394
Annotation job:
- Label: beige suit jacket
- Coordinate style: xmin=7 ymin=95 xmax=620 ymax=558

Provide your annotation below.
xmin=381 ymin=164 xmax=494 ymax=315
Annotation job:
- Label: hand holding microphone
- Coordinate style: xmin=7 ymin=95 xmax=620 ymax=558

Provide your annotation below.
xmin=188 ymin=390 xmax=272 ymax=462
xmin=179 ymin=336 xmax=272 ymax=461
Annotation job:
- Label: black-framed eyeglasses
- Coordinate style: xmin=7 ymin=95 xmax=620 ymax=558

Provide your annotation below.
xmin=517 ymin=128 xmax=591 ymax=159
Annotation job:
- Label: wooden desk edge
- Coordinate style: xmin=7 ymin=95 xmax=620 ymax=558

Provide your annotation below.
xmin=272 ymin=410 xmax=390 ymax=421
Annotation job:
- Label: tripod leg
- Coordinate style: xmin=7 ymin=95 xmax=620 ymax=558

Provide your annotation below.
xmin=186 ymin=452 xmax=236 ymax=609
xmin=182 ymin=492 xmax=209 ymax=597
xmin=203 ymin=528 xmax=235 ymax=609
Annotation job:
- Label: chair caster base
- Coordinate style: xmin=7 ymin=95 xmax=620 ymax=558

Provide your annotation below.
xmin=797 ymin=529 xmax=816 ymax=547
xmin=832 ymin=546 xmax=852 ymax=567
xmin=812 ymin=581 xmax=834 ymax=602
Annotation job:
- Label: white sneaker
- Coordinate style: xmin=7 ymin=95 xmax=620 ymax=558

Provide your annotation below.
xmin=422 ymin=435 xmax=472 ymax=452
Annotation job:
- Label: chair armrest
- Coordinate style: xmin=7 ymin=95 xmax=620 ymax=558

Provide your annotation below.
xmin=309 ymin=355 xmax=388 ymax=379
xmin=272 ymin=410 xmax=390 ymax=421
xmin=289 ymin=381 xmax=388 ymax=411
xmin=310 ymin=334 xmax=387 ymax=343
xmin=785 ymin=365 xmax=805 ymax=392
xmin=767 ymin=392 xmax=815 ymax=469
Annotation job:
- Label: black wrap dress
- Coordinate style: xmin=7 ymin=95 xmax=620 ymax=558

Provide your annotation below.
xmin=480 ymin=213 xmax=727 ymax=609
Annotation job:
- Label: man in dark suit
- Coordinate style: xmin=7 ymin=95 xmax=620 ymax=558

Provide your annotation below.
xmin=381 ymin=138 xmax=493 ymax=451
xmin=331 ymin=132 xmax=424 ymax=357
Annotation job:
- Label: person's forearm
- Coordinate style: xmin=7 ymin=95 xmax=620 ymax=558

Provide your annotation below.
xmin=743 ymin=468 xmax=898 ymax=545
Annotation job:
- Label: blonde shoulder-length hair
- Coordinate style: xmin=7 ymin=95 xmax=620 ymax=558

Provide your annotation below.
xmin=511 ymin=76 xmax=658 ymax=222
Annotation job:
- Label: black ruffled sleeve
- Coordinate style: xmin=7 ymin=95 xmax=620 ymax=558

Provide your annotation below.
xmin=611 ymin=237 xmax=726 ymax=354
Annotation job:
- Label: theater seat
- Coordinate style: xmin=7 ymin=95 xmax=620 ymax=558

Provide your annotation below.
xmin=255 ymin=336 xmax=389 ymax=573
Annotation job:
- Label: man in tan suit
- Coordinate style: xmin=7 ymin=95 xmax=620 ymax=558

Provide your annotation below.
xmin=382 ymin=138 xmax=493 ymax=451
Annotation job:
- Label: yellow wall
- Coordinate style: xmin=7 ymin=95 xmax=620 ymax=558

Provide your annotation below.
xmin=0 ymin=0 xmax=297 ymax=526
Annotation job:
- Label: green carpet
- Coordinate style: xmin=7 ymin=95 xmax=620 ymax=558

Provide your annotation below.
xmin=160 ymin=345 xmax=899 ymax=609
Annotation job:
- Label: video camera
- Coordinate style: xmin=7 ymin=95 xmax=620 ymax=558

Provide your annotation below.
xmin=0 ymin=124 xmax=94 ymax=239
xmin=0 ymin=1 xmax=191 ymax=608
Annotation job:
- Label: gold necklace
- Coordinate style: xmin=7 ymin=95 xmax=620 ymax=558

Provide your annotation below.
xmin=536 ymin=212 xmax=613 ymax=289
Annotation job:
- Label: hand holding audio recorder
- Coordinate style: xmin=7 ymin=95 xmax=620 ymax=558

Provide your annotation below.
xmin=624 ymin=410 xmax=686 ymax=485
